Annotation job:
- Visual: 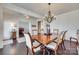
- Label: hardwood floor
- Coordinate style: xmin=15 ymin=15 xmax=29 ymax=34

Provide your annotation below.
xmin=57 ymin=40 xmax=78 ymax=55
xmin=0 ymin=40 xmax=78 ymax=55
xmin=0 ymin=42 xmax=27 ymax=55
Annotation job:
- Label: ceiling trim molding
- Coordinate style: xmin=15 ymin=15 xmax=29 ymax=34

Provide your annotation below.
xmin=2 ymin=4 xmax=42 ymax=18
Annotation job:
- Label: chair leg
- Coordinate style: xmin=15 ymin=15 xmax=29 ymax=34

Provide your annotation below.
xmin=46 ymin=49 xmax=50 ymax=55
xmin=62 ymin=41 xmax=66 ymax=50
xmin=59 ymin=44 xmax=62 ymax=49
xmin=63 ymin=44 xmax=65 ymax=50
xmin=27 ymin=48 xmax=28 ymax=55
xmin=54 ymin=47 xmax=58 ymax=55
xmin=41 ymin=45 xmax=46 ymax=55
xmin=54 ymin=50 xmax=57 ymax=55
xmin=43 ymin=49 xmax=45 ymax=55
xmin=76 ymin=49 xmax=78 ymax=55
xmin=26 ymin=46 xmax=31 ymax=55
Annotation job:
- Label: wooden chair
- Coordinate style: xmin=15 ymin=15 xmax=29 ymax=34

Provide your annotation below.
xmin=53 ymin=31 xmax=67 ymax=49
xmin=77 ymin=30 xmax=79 ymax=43
xmin=70 ymin=30 xmax=79 ymax=44
xmin=53 ymin=29 xmax=59 ymax=35
xmin=60 ymin=30 xmax=67 ymax=50
xmin=24 ymin=33 xmax=41 ymax=55
xmin=31 ymin=31 xmax=41 ymax=47
xmin=70 ymin=37 xmax=78 ymax=54
xmin=70 ymin=30 xmax=79 ymax=54
xmin=32 ymin=30 xmax=38 ymax=35
xmin=45 ymin=31 xmax=67 ymax=55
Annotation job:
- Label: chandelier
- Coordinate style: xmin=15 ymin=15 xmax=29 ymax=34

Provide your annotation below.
xmin=45 ymin=3 xmax=56 ymax=23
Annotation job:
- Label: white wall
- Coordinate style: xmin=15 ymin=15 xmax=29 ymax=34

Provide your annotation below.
xmin=3 ymin=15 xmax=33 ymax=44
xmin=19 ymin=21 xmax=29 ymax=33
xmin=3 ymin=4 xmax=40 ymax=43
xmin=17 ymin=18 xmax=37 ymax=43
xmin=17 ymin=21 xmax=29 ymax=43
xmin=4 ymin=21 xmax=16 ymax=39
xmin=50 ymin=10 xmax=79 ymax=40
xmin=3 ymin=20 xmax=17 ymax=45
xmin=0 ymin=5 xmax=3 ymax=48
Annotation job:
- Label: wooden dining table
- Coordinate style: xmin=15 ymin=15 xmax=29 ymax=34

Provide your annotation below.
xmin=32 ymin=34 xmax=58 ymax=54
xmin=32 ymin=34 xmax=57 ymax=45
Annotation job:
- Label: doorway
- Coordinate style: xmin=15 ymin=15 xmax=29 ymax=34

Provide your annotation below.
xmin=38 ymin=21 xmax=41 ymax=34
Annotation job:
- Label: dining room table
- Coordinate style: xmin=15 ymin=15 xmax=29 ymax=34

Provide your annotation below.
xmin=32 ymin=33 xmax=58 ymax=54
xmin=32 ymin=33 xmax=57 ymax=45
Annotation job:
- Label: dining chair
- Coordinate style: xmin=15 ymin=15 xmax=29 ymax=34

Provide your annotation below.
xmin=32 ymin=30 xmax=38 ymax=35
xmin=52 ymin=31 xmax=67 ymax=50
xmin=31 ymin=29 xmax=41 ymax=46
xmin=70 ymin=37 xmax=78 ymax=54
xmin=77 ymin=30 xmax=79 ymax=43
xmin=59 ymin=31 xmax=67 ymax=50
xmin=24 ymin=33 xmax=41 ymax=55
xmin=45 ymin=31 xmax=67 ymax=55
xmin=45 ymin=34 xmax=60 ymax=54
xmin=53 ymin=29 xmax=59 ymax=35
xmin=69 ymin=30 xmax=79 ymax=54
xmin=70 ymin=30 xmax=79 ymax=44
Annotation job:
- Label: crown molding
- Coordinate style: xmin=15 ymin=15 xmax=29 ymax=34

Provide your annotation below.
xmin=2 ymin=4 xmax=42 ymax=18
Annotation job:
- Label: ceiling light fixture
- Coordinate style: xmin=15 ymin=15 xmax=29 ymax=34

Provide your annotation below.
xmin=26 ymin=16 xmax=30 ymax=19
xmin=45 ymin=3 xmax=56 ymax=23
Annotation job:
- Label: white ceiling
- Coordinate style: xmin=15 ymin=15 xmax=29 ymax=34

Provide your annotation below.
xmin=14 ymin=3 xmax=79 ymax=16
xmin=3 ymin=7 xmax=29 ymax=21
xmin=3 ymin=7 xmax=38 ymax=20
xmin=3 ymin=8 xmax=23 ymax=19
